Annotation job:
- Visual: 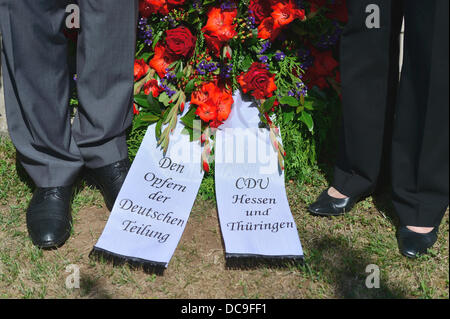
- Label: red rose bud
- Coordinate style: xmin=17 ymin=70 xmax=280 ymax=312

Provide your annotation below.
xmin=180 ymin=102 xmax=185 ymax=113
xmin=133 ymin=103 xmax=140 ymax=115
xmin=223 ymin=45 xmax=232 ymax=60
xmin=203 ymin=160 xmax=210 ymax=173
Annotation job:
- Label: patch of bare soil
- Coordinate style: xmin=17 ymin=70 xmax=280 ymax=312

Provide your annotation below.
xmin=52 ymin=201 xmax=309 ymax=299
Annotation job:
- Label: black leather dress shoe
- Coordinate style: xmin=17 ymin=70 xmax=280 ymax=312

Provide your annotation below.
xmin=396 ymin=226 xmax=438 ymax=258
xmin=85 ymin=159 xmax=130 ymax=211
xmin=308 ymin=190 xmax=359 ymax=216
xmin=26 ymin=187 xmax=73 ymax=249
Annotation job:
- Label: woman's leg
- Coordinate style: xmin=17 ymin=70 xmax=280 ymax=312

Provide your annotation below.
xmin=391 ymin=0 xmax=449 ymax=229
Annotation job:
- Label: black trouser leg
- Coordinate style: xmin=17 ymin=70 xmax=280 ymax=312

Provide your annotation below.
xmin=391 ymin=0 xmax=449 ymax=227
xmin=333 ymin=0 xmax=403 ymax=197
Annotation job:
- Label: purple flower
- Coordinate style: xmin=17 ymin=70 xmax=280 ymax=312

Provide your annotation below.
xmin=259 ymin=41 xmax=271 ymax=54
xmin=138 ymin=18 xmax=153 ymax=47
xmin=275 ymin=51 xmax=286 ymax=61
xmin=259 ymin=55 xmax=269 ymax=63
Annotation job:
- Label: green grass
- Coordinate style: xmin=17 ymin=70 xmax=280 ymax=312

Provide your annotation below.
xmin=0 ymin=136 xmax=448 ymax=299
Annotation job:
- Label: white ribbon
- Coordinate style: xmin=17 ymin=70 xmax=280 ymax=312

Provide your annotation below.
xmin=93 ymin=120 xmax=204 ymax=269
xmin=215 ymin=92 xmax=304 ymax=262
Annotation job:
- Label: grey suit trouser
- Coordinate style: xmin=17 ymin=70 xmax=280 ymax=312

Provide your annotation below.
xmin=0 ymin=0 xmax=138 ymax=187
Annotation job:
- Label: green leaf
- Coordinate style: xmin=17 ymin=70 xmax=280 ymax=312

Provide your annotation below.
xmin=140 ymin=52 xmax=152 ymax=62
xmin=185 ymin=80 xmax=196 ymax=95
xmin=304 ymin=100 xmax=314 ymax=111
xmin=147 ymin=94 xmax=162 ymax=114
xmin=181 ymin=127 xmax=194 ymax=141
xmin=241 ymin=55 xmax=254 ymax=72
xmin=300 ymin=111 xmax=314 ymax=132
xmin=134 ymin=94 xmax=151 ymax=108
xmin=181 ymin=107 xmax=197 ymax=129
xmin=284 ymin=111 xmax=294 ymax=123
xmin=152 ymin=30 xmax=163 ymax=50
xmin=262 ymin=96 xmax=277 ymax=113
xmin=279 ymin=96 xmax=300 ymax=107
xmin=159 ymin=92 xmax=171 ymax=106
xmin=155 ymin=119 xmax=163 ymax=140
xmin=141 ymin=114 xmax=160 ymax=123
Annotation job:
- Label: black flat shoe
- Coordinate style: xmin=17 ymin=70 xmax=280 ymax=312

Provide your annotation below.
xmin=85 ymin=159 xmax=130 ymax=211
xmin=26 ymin=186 xmax=73 ymax=249
xmin=396 ymin=226 xmax=439 ymax=259
xmin=308 ymin=189 xmax=359 ymax=216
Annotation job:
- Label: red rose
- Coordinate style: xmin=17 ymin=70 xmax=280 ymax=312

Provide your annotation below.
xmin=238 ymin=62 xmax=277 ymax=99
xmin=203 ymin=33 xmax=223 ymax=57
xmin=304 ymin=47 xmax=339 ymax=89
xmin=144 ymin=0 xmax=169 ymax=15
xmin=165 ymin=26 xmax=197 ymax=59
xmin=308 ymin=0 xmax=326 ymax=14
xmin=249 ymin=0 xmax=271 ymax=24
xmin=167 ymin=0 xmax=186 ymax=5
xmin=311 ymin=47 xmax=338 ymax=76
xmin=326 ymin=0 xmax=348 ymax=23
xmin=139 ymin=1 xmax=154 ymax=17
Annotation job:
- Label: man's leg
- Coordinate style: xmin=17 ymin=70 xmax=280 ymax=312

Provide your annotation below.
xmin=0 ymin=0 xmax=80 ymax=248
xmin=73 ymin=0 xmax=138 ymax=169
xmin=392 ymin=0 xmax=449 ymax=230
xmin=73 ymin=0 xmax=138 ymax=210
xmin=0 ymin=0 xmax=83 ymax=187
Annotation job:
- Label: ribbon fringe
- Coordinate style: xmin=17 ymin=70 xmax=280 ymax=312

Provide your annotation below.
xmin=89 ymin=247 xmax=166 ymax=275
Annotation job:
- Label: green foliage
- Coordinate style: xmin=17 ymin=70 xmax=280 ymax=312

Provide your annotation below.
xmin=279 ymin=115 xmax=318 ymax=183
xmin=127 ymin=124 xmax=147 ymax=161
xmin=198 ymin=170 xmax=216 ymax=202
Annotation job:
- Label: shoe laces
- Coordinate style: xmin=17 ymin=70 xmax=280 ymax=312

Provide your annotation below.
xmin=36 ymin=187 xmax=67 ymax=200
